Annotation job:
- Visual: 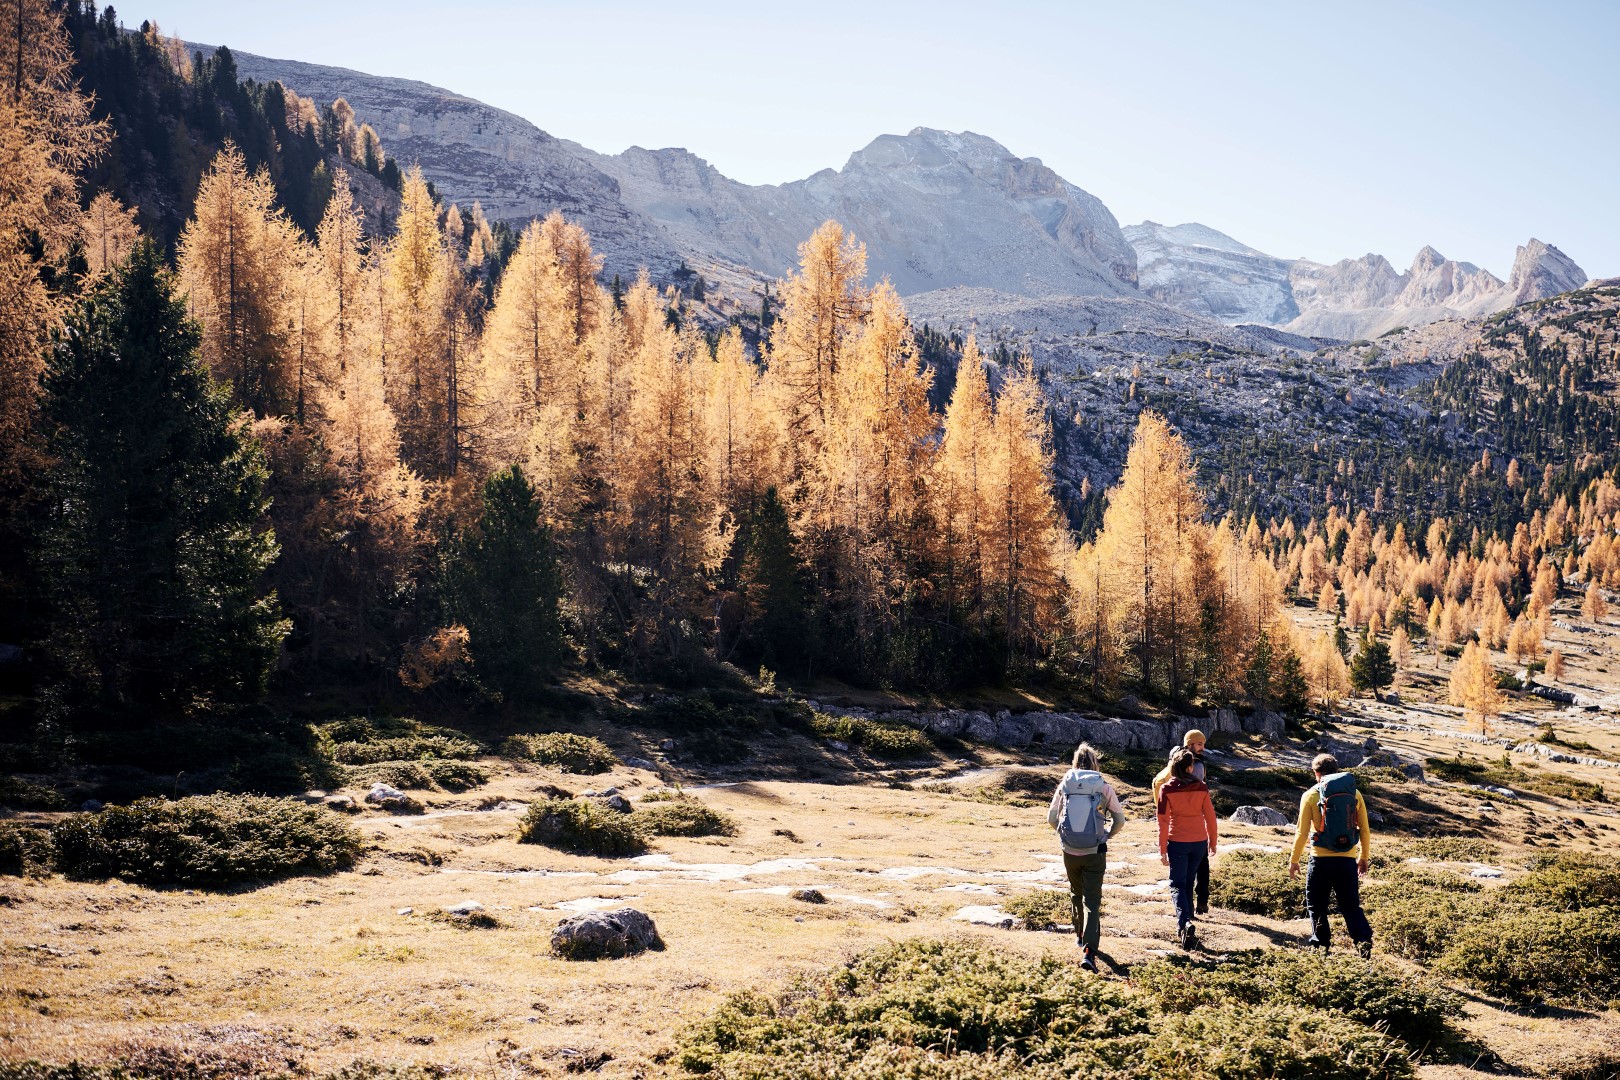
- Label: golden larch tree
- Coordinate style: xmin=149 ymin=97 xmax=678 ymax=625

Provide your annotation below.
xmin=0 ymin=0 xmax=106 ymax=485
xmin=1449 ymin=639 xmax=1503 ymax=733
xmin=178 ymin=142 xmax=306 ymax=416
xmin=984 ymin=354 xmax=1066 ymax=657
xmin=935 ymin=335 xmax=994 ymax=621
xmin=78 ymin=191 xmax=139 ymax=278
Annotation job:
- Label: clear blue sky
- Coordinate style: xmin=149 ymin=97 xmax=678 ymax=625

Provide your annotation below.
xmin=132 ymin=0 xmax=1618 ymax=278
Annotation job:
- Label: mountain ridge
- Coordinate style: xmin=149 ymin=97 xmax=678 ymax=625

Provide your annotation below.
xmin=217 ymin=45 xmax=1588 ymax=340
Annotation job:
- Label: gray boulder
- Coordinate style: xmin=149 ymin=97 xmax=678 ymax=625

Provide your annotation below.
xmin=1229 ymin=805 xmax=1290 ymax=827
xmin=551 ymin=907 xmax=664 ymax=960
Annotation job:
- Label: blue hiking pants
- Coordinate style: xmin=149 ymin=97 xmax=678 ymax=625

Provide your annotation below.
xmin=1167 ymin=839 xmax=1207 ymax=929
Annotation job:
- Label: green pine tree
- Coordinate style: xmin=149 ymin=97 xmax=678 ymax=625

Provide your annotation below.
xmin=40 ymin=242 xmax=287 ymax=718
xmin=1243 ymin=630 xmax=1274 ymax=714
xmin=740 ymin=487 xmax=811 ymax=677
xmin=446 ymin=466 xmax=566 ymax=701
xmin=1271 ymin=637 xmax=1310 ymax=716
xmin=1349 ymin=630 xmax=1395 ymax=699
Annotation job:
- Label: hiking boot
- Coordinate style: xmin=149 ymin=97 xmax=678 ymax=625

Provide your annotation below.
xmin=1194 ymin=901 xmax=1209 ymax=916
xmin=1356 ymin=939 xmax=1373 ymax=960
xmin=1080 ymin=947 xmax=1096 ymax=972
xmin=1178 ymin=923 xmax=1197 ymax=950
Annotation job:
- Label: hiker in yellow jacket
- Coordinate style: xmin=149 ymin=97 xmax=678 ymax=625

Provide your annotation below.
xmin=1288 ymin=752 xmax=1373 ymax=957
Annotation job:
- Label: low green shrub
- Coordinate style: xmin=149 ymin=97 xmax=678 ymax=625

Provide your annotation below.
xmin=642 ymin=694 xmax=757 ymax=764
xmin=808 ymin=713 xmax=932 ymax=758
xmin=0 ymin=1063 xmax=131 ymax=1079
xmin=1366 ymin=889 xmax=1487 ymax=962
xmin=635 ymin=794 xmax=737 ymax=837
xmin=1425 ymin=754 xmax=1607 ymax=802
xmin=0 ymin=823 xmax=53 ymax=877
xmin=344 ymin=759 xmax=488 ymax=793
xmin=674 ymin=938 xmax=1414 ymax=1080
xmin=1364 ymin=850 xmax=1620 ymax=1005
xmin=516 ymin=797 xmax=645 ymax=855
xmin=52 ymin=795 xmax=363 ymax=887
xmin=501 ymin=732 xmax=616 ymax=774
xmin=1003 ymin=889 xmax=1070 ymax=929
xmin=648 ymin=692 xmax=763 ymax=735
xmin=1507 ymin=851 xmax=1620 ymax=910
xmin=318 ymin=716 xmax=481 ymax=765
xmin=0 ymin=776 xmax=67 ymax=810
xmin=1437 ymin=906 xmax=1620 ymax=1006
xmin=329 ymin=734 xmax=481 ymax=765
xmin=1131 ymin=950 xmax=1463 ymax=1057
xmin=1215 ymin=765 xmax=1304 ymax=790
xmin=1389 ymin=836 xmax=1500 ymax=863
xmin=1140 ymin=1004 xmax=1414 ymax=1080
xmin=1209 ymin=848 xmax=1302 ymax=919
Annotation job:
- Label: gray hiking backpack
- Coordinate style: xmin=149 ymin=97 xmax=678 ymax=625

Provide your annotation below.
xmin=1056 ymin=769 xmax=1108 ymax=850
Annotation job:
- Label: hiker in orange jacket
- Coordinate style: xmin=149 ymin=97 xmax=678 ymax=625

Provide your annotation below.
xmin=1152 ymin=729 xmax=1212 ymax=914
xmin=1156 ymin=747 xmax=1218 ymax=949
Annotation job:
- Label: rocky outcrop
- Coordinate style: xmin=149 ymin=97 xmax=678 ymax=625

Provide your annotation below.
xmin=1229 ymin=805 xmax=1290 ymax=827
xmin=584 ymin=128 xmax=1139 ymax=298
xmin=1506 ymin=238 xmax=1588 ymax=305
xmin=807 ymin=702 xmax=1283 ymax=752
xmin=1125 ymin=221 xmax=1298 ymax=324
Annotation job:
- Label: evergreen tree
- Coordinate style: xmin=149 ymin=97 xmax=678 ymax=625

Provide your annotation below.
xmin=1271 ymin=637 xmax=1310 ymax=716
xmin=446 ymin=465 xmax=565 ymax=700
xmin=1349 ymin=630 xmax=1394 ymax=698
xmin=739 ymin=487 xmax=812 ymax=677
xmin=40 ymin=243 xmax=287 ymax=717
xmin=1243 ymin=629 xmax=1274 ymax=713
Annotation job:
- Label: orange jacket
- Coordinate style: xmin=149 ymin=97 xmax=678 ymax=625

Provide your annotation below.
xmin=1156 ymin=778 xmax=1218 ymax=854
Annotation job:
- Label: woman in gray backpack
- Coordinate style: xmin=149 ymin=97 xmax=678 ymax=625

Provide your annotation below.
xmin=1047 ymin=742 xmax=1126 ymax=971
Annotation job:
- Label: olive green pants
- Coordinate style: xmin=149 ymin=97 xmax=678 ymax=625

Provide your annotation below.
xmin=1063 ymin=851 xmax=1106 ymax=951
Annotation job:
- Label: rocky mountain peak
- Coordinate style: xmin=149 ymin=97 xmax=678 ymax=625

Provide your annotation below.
xmin=1507 ymin=239 xmax=1588 ymax=304
xmin=1410 ymin=245 xmax=1447 ymax=274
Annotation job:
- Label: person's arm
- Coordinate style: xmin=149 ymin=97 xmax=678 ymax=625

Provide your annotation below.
xmin=1289 ymin=788 xmax=1317 ymax=878
xmin=1047 ymin=783 xmax=1065 ymax=831
xmin=1157 ymin=790 xmax=1170 ymax=863
xmin=1355 ymin=790 xmax=1372 ymax=874
xmin=1202 ymin=789 xmax=1218 ymax=854
xmin=1104 ymin=783 xmax=1126 ymax=840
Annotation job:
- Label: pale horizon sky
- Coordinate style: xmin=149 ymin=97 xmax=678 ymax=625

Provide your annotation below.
xmin=131 ymin=0 xmax=1619 ymax=279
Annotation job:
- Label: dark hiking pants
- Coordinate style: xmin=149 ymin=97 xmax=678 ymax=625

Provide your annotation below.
xmin=1306 ymin=855 xmax=1373 ymax=948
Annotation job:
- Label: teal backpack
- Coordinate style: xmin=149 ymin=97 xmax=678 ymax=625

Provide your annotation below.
xmin=1311 ymin=772 xmax=1360 ymax=852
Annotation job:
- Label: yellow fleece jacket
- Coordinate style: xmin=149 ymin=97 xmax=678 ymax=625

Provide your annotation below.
xmin=1289 ymin=785 xmax=1371 ymax=863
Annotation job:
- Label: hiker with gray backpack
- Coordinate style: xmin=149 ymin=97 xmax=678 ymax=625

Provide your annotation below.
xmin=1047 ymin=742 xmax=1126 ymax=971
xmin=1289 ymin=752 xmax=1374 ymax=957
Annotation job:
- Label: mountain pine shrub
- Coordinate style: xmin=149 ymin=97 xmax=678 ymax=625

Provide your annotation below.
xmin=52 ymin=795 xmax=362 ymax=887
xmin=501 ymin=732 xmax=616 ymax=774
xmin=516 ymin=797 xmax=644 ymax=855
